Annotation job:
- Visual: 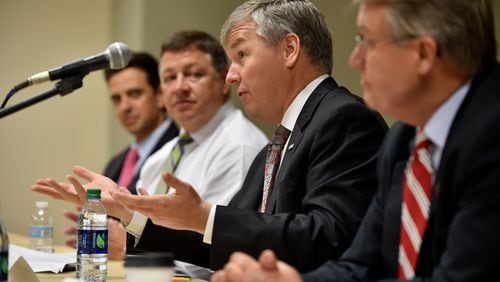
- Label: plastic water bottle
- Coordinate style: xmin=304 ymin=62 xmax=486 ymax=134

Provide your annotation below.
xmin=29 ymin=201 xmax=54 ymax=252
xmin=77 ymin=189 xmax=108 ymax=281
xmin=0 ymin=216 xmax=8 ymax=282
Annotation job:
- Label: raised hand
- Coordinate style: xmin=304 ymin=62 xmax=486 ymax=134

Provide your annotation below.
xmin=31 ymin=165 xmax=133 ymax=222
xmin=31 ymin=178 xmax=86 ymax=206
xmin=110 ymin=172 xmax=211 ymax=233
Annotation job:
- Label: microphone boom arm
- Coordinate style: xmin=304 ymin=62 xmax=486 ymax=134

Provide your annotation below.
xmin=0 ymin=72 xmax=87 ymax=119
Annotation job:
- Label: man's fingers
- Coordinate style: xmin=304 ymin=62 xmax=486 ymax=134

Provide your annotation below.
xmin=259 ymin=249 xmax=279 ymax=271
xmin=73 ymin=165 xmax=99 ymax=182
xmin=66 ymin=175 xmax=87 ymax=204
xmin=63 ymin=210 xmax=79 ymax=222
xmin=63 ymin=226 xmax=77 ymax=236
xmin=30 ymin=185 xmax=64 ymax=200
xmin=162 ymin=172 xmax=191 ymax=194
xmin=44 ymin=178 xmax=76 ymax=201
xmin=136 ymin=187 xmax=150 ymax=196
xmin=211 ymin=270 xmax=228 ymax=282
xmin=223 ymin=258 xmax=246 ymax=282
xmin=110 ymin=190 xmax=160 ymax=209
xmin=65 ymin=239 xmax=77 ymax=248
xmin=118 ymin=186 xmax=132 ymax=194
xmin=228 ymin=252 xmax=256 ymax=272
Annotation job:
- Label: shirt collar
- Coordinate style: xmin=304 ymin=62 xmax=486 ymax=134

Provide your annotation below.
xmin=280 ymin=74 xmax=330 ymax=131
xmin=134 ymin=118 xmax=173 ymax=160
xmin=181 ymin=101 xmax=236 ymax=144
xmin=423 ymin=79 xmax=472 ymax=151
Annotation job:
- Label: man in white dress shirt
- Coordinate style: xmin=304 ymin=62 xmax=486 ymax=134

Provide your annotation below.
xmin=31 ymin=30 xmax=268 ymax=279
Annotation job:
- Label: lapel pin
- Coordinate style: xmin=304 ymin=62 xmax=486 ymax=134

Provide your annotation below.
xmin=288 ymin=144 xmax=295 ymax=150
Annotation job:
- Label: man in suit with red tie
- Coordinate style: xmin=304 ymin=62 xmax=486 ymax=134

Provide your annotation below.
xmin=102 ymin=53 xmax=179 ymax=192
xmin=211 ymin=0 xmax=500 ymax=281
xmin=61 ymin=53 xmax=178 ymax=260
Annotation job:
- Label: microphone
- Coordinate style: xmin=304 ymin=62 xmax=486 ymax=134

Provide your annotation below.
xmin=14 ymin=42 xmax=132 ymax=91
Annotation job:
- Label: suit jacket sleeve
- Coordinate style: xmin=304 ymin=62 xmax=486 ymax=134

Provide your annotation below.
xmin=302 ymin=123 xmax=412 ymax=281
xmin=131 ymin=222 xmax=211 ymax=268
xmin=211 ymin=92 xmax=388 ymax=271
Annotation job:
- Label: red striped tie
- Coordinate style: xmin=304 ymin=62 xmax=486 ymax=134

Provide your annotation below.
xmin=398 ymin=129 xmax=433 ymax=279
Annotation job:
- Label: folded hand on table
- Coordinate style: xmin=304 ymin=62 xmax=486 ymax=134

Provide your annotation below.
xmin=211 ymin=250 xmax=302 ymax=282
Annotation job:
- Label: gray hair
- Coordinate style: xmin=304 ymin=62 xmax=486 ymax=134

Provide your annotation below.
xmin=221 ymin=0 xmax=333 ymax=74
xmin=357 ymin=0 xmax=497 ymax=75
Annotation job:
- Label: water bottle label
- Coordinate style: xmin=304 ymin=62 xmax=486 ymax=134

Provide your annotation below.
xmin=29 ymin=226 xmax=53 ymax=238
xmin=77 ymin=229 xmax=108 ymax=255
xmin=0 ymin=251 xmax=7 ymax=281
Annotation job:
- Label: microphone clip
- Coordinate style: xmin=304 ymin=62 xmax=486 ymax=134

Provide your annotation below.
xmin=56 ymin=72 xmax=87 ymax=96
xmin=0 ymin=73 xmax=87 ymax=119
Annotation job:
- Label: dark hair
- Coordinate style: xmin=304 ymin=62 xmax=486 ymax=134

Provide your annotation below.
xmin=161 ymin=30 xmax=228 ymax=74
xmin=104 ymin=52 xmax=160 ymax=89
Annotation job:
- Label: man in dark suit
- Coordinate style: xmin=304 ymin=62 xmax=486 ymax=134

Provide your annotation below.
xmin=212 ymin=0 xmax=500 ymax=281
xmin=61 ymin=53 xmax=178 ymax=260
xmin=111 ymin=0 xmax=387 ymax=273
xmin=102 ymin=52 xmax=178 ymax=193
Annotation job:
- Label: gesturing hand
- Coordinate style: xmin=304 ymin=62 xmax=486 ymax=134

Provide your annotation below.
xmin=110 ymin=172 xmax=212 ymax=233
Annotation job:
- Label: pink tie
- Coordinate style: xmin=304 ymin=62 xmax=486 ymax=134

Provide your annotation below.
xmin=398 ymin=129 xmax=433 ymax=279
xmin=117 ymin=147 xmax=139 ymax=187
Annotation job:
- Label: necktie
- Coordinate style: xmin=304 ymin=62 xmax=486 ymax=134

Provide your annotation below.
xmin=260 ymin=125 xmax=291 ymax=213
xmin=160 ymin=133 xmax=193 ymax=193
xmin=118 ymin=147 xmax=139 ymax=188
xmin=398 ymin=129 xmax=433 ymax=279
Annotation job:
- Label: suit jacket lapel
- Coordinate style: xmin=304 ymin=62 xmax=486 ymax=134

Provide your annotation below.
xmin=266 ymin=77 xmax=338 ymax=212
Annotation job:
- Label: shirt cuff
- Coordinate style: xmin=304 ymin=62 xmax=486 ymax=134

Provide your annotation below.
xmin=124 ymin=211 xmax=148 ymax=245
xmin=203 ymin=205 xmax=217 ymax=244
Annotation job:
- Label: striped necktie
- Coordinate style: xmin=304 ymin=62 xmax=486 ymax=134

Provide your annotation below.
xmin=160 ymin=133 xmax=193 ymax=193
xmin=398 ymin=129 xmax=433 ymax=279
xmin=260 ymin=125 xmax=291 ymax=212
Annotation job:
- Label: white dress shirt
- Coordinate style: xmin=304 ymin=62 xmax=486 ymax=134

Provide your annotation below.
xmin=125 ymin=101 xmax=268 ymax=278
xmin=132 ymin=118 xmax=174 ymax=175
xmin=423 ymin=80 xmax=471 ymax=172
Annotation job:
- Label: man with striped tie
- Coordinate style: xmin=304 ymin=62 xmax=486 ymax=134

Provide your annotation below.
xmin=211 ymin=0 xmax=500 ymax=281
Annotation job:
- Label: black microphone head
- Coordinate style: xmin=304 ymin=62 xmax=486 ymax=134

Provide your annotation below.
xmin=106 ymin=42 xmax=132 ymax=69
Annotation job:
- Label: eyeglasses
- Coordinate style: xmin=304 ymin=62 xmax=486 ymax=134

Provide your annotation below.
xmin=354 ymin=32 xmax=416 ymax=52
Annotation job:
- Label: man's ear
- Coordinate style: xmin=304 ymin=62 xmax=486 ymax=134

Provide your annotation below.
xmin=284 ymin=33 xmax=300 ymax=68
xmin=219 ymin=69 xmax=231 ymax=97
xmin=414 ymin=36 xmax=439 ymax=75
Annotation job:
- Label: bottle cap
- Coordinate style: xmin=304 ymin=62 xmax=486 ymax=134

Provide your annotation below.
xmin=35 ymin=201 xmax=48 ymax=208
xmin=124 ymin=252 xmax=174 ymax=267
xmin=87 ymin=189 xmax=101 ymax=199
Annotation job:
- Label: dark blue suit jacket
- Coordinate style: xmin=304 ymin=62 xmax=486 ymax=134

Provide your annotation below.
xmin=135 ymin=77 xmax=388 ymax=271
xmin=303 ymin=62 xmax=500 ymax=281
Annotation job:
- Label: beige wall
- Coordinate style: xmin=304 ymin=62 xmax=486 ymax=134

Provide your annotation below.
xmin=0 ymin=0 xmax=113 ymax=244
xmin=0 ymin=0 xmax=499 ymax=245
